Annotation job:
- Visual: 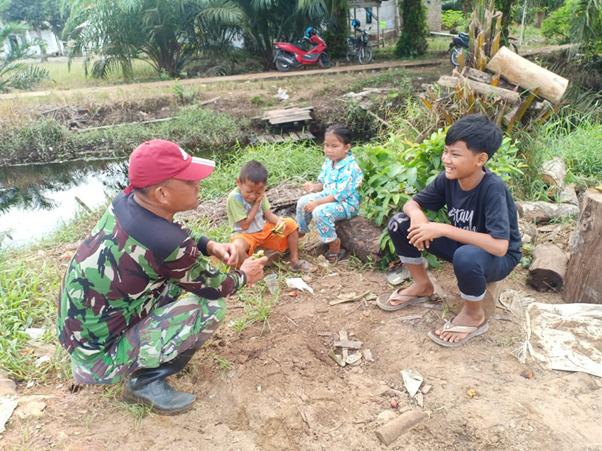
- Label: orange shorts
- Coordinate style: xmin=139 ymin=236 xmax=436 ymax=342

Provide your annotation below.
xmin=231 ymin=217 xmax=299 ymax=256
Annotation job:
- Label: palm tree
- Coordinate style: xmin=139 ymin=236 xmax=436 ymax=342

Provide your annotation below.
xmin=570 ymin=0 xmax=602 ymax=52
xmin=63 ymin=0 xmax=244 ymax=78
xmin=0 ymin=22 xmax=49 ymax=91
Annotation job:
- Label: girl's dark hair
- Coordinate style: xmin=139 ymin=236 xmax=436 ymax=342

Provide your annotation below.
xmin=325 ymin=124 xmax=352 ymax=145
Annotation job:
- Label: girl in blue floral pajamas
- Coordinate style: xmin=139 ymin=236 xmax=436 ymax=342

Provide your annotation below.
xmin=296 ymin=125 xmax=363 ymax=262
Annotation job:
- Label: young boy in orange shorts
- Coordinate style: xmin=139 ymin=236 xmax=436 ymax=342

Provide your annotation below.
xmin=227 ymin=160 xmax=312 ymax=272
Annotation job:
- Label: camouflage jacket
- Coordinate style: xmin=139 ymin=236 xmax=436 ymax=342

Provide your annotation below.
xmin=57 ymin=192 xmax=245 ymax=361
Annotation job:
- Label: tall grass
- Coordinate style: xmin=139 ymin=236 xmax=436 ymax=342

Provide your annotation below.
xmin=0 ymin=255 xmax=63 ymax=380
xmin=31 ymin=58 xmax=161 ymax=90
xmin=536 ymin=120 xmax=602 ymax=185
xmin=199 ymin=141 xmax=325 ymax=200
xmin=0 ymin=107 xmax=245 ymax=166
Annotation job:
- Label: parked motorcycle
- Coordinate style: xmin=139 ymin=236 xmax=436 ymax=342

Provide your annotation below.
xmin=273 ymin=27 xmax=330 ymax=72
xmin=449 ymin=31 xmax=469 ymax=67
xmin=347 ymin=20 xmax=373 ymax=65
xmin=449 ymin=31 xmax=519 ymax=67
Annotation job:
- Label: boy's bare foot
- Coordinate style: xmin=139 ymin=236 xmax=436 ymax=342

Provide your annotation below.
xmin=387 ymin=282 xmax=434 ymax=307
xmin=434 ymin=304 xmax=486 ymax=343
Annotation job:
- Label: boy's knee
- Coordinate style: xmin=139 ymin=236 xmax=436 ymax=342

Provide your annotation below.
xmin=453 ymin=245 xmax=484 ymax=276
xmin=387 ymin=213 xmax=411 ymax=236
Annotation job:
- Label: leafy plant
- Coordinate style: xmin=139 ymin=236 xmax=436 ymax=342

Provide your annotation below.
xmin=0 ymin=22 xmax=49 ymax=91
xmin=395 ymin=0 xmax=429 ymax=57
xmin=442 ymin=10 xmax=466 ymax=29
xmin=542 ymin=0 xmax=573 ymax=43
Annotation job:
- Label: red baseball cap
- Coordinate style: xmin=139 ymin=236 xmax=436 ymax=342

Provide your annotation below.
xmin=124 ymin=140 xmax=216 ymax=194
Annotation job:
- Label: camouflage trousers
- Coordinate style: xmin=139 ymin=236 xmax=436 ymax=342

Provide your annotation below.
xmin=70 ymin=284 xmax=227 ymax=385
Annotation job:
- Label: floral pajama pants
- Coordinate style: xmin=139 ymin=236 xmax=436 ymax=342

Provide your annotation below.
xmin=296 ymin=192 xmax=348 ymax=243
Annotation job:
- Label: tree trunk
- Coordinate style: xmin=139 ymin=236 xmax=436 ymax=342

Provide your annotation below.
xmin=486 ymin=46 xmax=570 ymax=103
xmin=527 ymin=244 xmax=567 ymax=292
xmin=563 ymin=189 xmax=602 ymax=304
xmin=335 ymin=216 xmax=383 ymax=262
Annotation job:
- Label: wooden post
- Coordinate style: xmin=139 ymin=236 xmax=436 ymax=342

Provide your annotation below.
xmin=563 ymin=190 xmax=602 ymax=304
xmin=527 ymin=244 xmax=567 ymax=292
xmin=486 ymin=46 xmax=569 ymax=103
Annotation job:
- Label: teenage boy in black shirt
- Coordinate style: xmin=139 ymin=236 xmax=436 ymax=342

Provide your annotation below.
xmin=379 ymin=115 xmax=521 ymax=346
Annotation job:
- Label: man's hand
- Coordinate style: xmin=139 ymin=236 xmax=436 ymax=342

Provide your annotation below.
xmin=240 ymin=256 xmax=268 ymax=285
xmin=207 ymin=241 xmax=239 ymax=266
xmin=304 ymin=200 xmax=319 ymax=213
xmin=408 ymin=222 xmax=446 ymax=250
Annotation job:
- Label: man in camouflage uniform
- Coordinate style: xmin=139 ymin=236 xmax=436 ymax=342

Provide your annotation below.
xmin=57 ymin=139 xmax=267 ymax=414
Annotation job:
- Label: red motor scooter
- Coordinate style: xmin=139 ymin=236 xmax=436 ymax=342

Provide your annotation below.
xmin=273 ymin=27 xmax=330 ymax=72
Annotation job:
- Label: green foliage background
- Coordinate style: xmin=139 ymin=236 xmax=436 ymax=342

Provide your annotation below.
xmin=396 ymin=0 xmax=429 ymax=57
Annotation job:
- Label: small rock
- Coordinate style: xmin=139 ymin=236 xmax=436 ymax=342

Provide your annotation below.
xmin=377 ymin=409 xmax=398 ymax=423
xmin=34 ymin=356 xmax=51 ymax=366
xmin=0 ymin=373 xmax=16 ymax=396
xmin=15 ymin=400 xmax=46 ymax=419
xmin=520 ymin=369 xmax=534 ymax=379
xmin=345 ymin=352 xmax=362 ymax=366
xmin=362 ymin=348 xmax=374 ymax=363
xmin=415 ymin=392 xmax=424 ymax=408
xmin=390 ymin=399 xmax=399 ymax=409
xmin=302 ymin=275 xmax=313 ymax=283
xmin=421 ymin=384 xmax=432 ymax=395
xmin=25 ymin=328 xmax=46 ymax=341
xmin=57 ymin=431 xmax=68 ymax=441
xmin=256 ymin=385 xmax=262 ymax=392
xmin=0 ymin=398 xmax=18 ymax=433
xmin=288 ymin=290 xmax=298 ymax=297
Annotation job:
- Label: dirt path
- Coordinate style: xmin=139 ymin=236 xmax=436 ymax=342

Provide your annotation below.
xmin=3 ymin=252 xmax=601 ymax=450
xmin=0 ymin=59 xmax=445 ymax=101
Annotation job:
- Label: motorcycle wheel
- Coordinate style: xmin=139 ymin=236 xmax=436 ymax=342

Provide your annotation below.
xmin=358 ymin=47 xmax=373 ymax=65
xmin=450 ymin=47 xmax=461 ymax=67
xmin=346 ymin=48 xmax=354 ymax=62
xmin=318 ymin=53 xmax=331 ymax=69
xmin=275 ymin=58 xmax=291 ymax=72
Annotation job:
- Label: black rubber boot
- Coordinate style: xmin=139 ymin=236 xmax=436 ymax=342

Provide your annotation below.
xmin=122 ymin=348 xmax=198 ymax=415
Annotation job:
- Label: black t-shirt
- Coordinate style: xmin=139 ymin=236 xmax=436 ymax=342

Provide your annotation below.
xmin=413 ymin=169 xmax=522 ymax=260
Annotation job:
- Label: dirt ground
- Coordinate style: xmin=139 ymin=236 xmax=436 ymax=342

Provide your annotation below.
xmin=3 ymin=239 xmax=602 ymax=450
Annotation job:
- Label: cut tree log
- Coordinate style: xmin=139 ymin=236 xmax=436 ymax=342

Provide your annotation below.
xmin=375 ymin=411 xmax=429 ymax=446
xmin=437 ymin=75 xmax=520 ymax=104
xmin=486 ymin=46 xmax=569 ymax=103
xmin=563 ymin=189 xmax=602 ymax=304
xmin=335 ymin=216 xmax=383 ymax=263
xmin=541 ymin=157 xmax=566 ymax=195
xmin=527 ymin=244 xmax=567 ymax=292
xmin=558 ymin=184 xmax=578 ymax=206
xmin=463 ymin=67 xmax=492 ymax=84
xmin=516 ymin=201 xmax=579 ymax=223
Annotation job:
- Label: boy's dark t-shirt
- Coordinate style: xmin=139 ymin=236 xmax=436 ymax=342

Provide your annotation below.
xmin=413 ymin=168 xmax=522 ymax=261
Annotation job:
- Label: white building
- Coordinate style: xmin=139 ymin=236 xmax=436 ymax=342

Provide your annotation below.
xmin=1 ymin=21 xmax=65 ymax=57
xmin=349 ymin=0 xmax=441 ymax=45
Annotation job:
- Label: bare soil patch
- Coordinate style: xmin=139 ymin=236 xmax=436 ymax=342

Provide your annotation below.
xmin=3 ymin=233 xmax=601 ymax=450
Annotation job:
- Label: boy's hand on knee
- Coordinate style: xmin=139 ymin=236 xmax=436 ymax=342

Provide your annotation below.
xmin=409 ymin=223 xmax=445 ymax=250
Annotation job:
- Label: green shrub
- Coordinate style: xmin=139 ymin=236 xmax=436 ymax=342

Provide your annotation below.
xmin=442 ymin=10 xmax=466 ymax=30
xmin=355 ymin=128 xmax=525 ymax=265
xmin=542 ymin=1 xmax=573 ymax=43
xmin=396 ymin=0 xmax=429 ymax=57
